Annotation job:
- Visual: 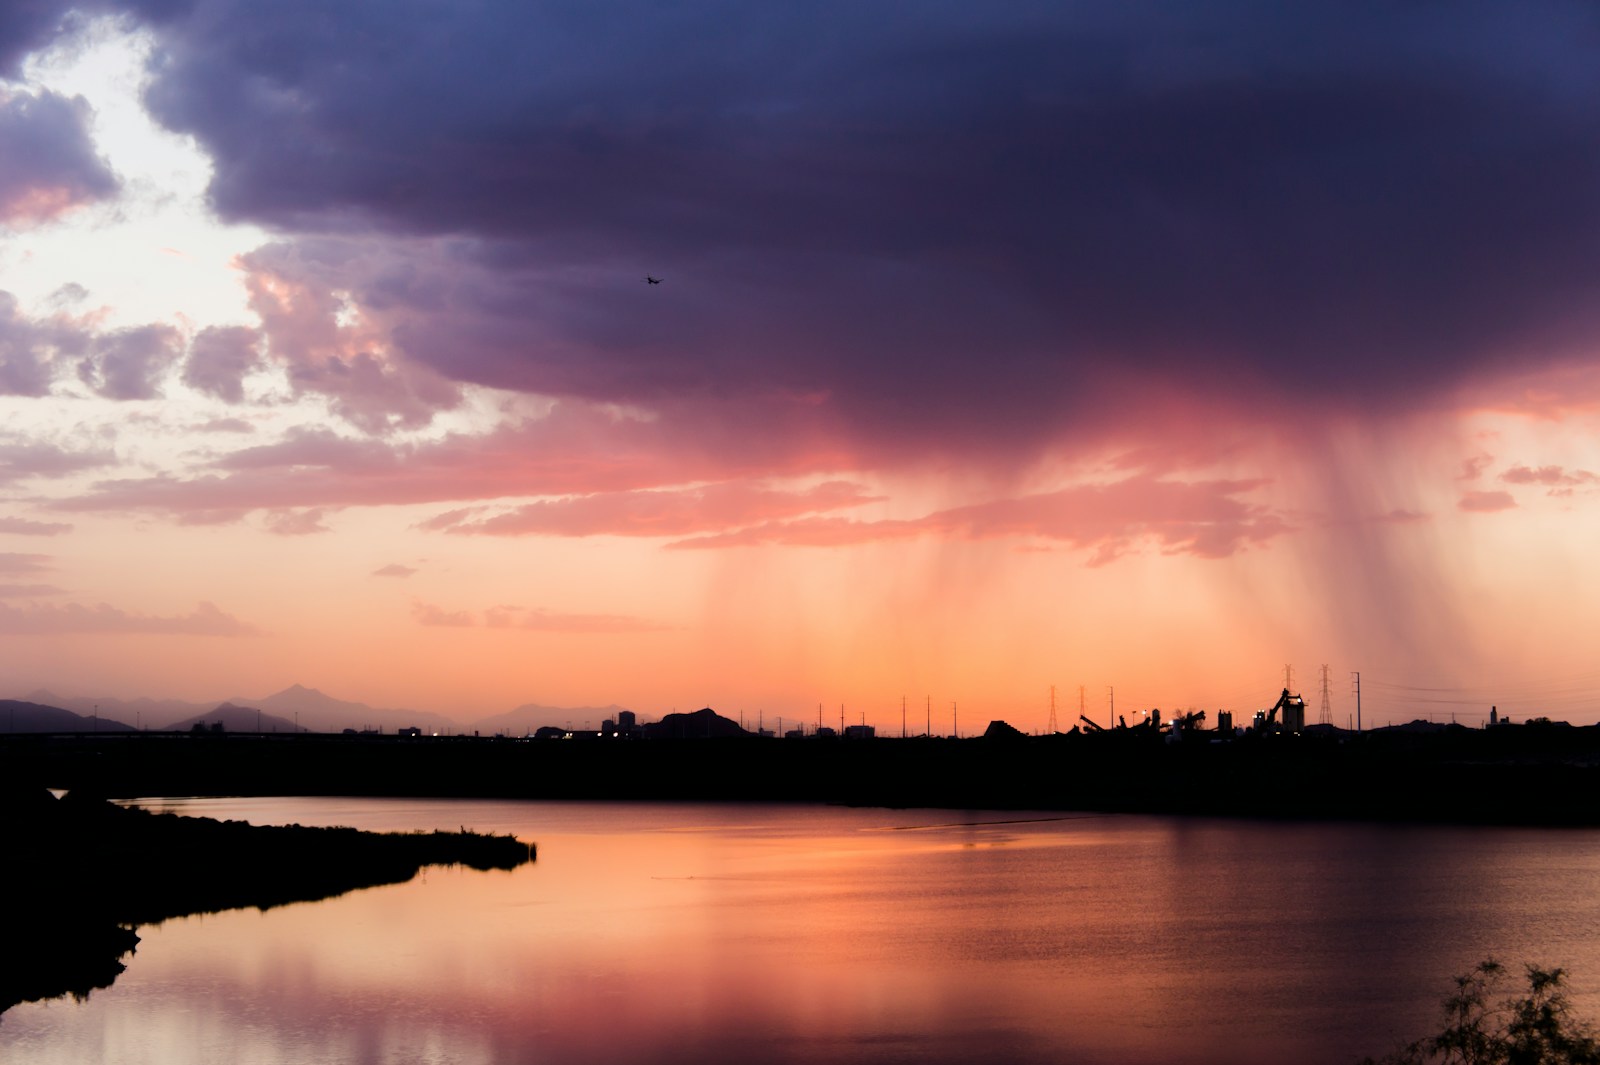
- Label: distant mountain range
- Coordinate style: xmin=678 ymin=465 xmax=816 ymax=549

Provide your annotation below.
xmin=0 ymin=700 xmax=137 ymax=733
xmin=10 ymin=685 xmax=644 ymax=736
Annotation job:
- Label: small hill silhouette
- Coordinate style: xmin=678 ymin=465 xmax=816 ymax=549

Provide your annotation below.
xmin=165 ymin=703 xmax=301 ymax=733
xmin=641 ymin=707 xmax=747 ymax=739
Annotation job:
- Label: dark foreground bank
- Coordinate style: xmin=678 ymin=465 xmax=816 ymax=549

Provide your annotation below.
xmin=9 ymin=722 xmax=1600 ymax=826
xmin=1 ymin=786 xmax=533 ymax=1016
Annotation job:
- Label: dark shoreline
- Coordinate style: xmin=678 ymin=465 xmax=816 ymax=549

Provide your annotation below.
xmin=1 ymin=787 xmax=533 ymax=1017
xmin=8 ymin=723 xmax=1600 ymax=827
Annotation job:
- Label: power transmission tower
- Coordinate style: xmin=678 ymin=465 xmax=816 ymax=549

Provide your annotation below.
xmin=1319 ymin=664 xmax=1333 ymax=725
xmin=1048 ymin=685 xmax=1058 ymax=734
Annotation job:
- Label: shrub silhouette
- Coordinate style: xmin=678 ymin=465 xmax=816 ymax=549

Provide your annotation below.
xmin=1363 ymin=959 xmax=1600 ymax=1065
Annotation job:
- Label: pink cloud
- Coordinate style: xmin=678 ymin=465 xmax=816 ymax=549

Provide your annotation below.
xmin=411 ymin=600 xmax=475 ymax=627
xmin=515 ymin=608 xmax=671 ymax=633
xmin=1458 ymin=454 xmax=1493 ymax=482
xmin=1458 ymin=490 xmax=1516 ymax=513
xmin=0 ymin=583 xmax=64 ymax=597
xmin=425 ymin=480 xmax=879 ymax=537
xmin=668 ymin=475 xmax=1288 ymax=563
xmin=0 ymin=551 xmax=51 ymax=573
xmin=0 ymin=600 xmax=260 ymax=635
xmin=1499 ymin=464 xmax=1598 ymax=488
xmin=422 ymin=601 xmax=668 ymax=633
xmin=372 ymin=563 xmax=417 ymax=577
xmin=0 ymin=516 xmax=71 ymax=536
xmin=667 ymin=516 xmax=923 ymax=550
xmin=196 ymin=417 xmax=256 ymax=434
xmin=240 ymin=243 xmax=462 ymax=432
xmin=263 ymin=508 xmax=332 ymax=535
xmin=53 ymin=401 xmax=853 ymax=522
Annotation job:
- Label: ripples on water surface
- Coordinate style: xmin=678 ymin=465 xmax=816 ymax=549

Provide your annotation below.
xmin=6 ymin=798 xmax=1600 ymax=1065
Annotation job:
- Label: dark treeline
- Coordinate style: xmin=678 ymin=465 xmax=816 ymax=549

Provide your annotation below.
xmin=8 ymin=722 xmax=1600 ymax=826
xmin=1 ymin=785 xmax=532 ymax=1017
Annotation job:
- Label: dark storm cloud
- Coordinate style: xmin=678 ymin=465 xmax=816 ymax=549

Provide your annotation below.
xmin=93 ymin=2 xmax=1600 ymax=442
xmin=0 ymin=2 xmax=76 ymax=79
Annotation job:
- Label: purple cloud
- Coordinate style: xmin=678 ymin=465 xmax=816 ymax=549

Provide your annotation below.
xmin=0 ymin=438 xmax=114 ymax=485
xmin=182 ymin=325 xmax=263 ymax=403
xmin=0 ymin=291 xmax=70 ymax=396
xmin=76 ymin=324 xmax=183 ymax=400
xmin=0 ymin=87 xmax=117 ymax=225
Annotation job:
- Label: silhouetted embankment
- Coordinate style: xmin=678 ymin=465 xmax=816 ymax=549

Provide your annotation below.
xmin=0 ymin=784 xmax=532 ymax=1016
xmin=9 ymin=723 xmax=1600 ymax=826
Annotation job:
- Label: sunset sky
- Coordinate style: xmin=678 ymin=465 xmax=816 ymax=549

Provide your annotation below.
xmin=2 ymin=2 xmax=1599 ymax=730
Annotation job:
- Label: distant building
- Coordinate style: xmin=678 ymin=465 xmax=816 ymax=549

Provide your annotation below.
xmin=843 ymin=724 xmax=875 ymax=740
xmin=814 ymin=726 xmax=837 ymax=739
xmin=398 ymin=727 xmax=422 ymax=738
xmin=1255 ymin=689 xmax=1307 ymax=734
xmin=1216 ymin=710 xmax=1233 ymax=734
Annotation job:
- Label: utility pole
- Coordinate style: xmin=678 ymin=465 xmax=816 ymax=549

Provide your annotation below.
xmin=952 ymin=701 xmax=958 ymax=739
xmin=1351 ymin=671 xmax=1362 ymax=734
xmin=1107 ymin=686 xmax=1114 ymax=728
xmin=925 ymin=696 xmax=930 ymax=737
xmin=1319 ymin=664 xmax=1333 ymax=726
xmin=1048 ymin=685 xmax=1058 ymax=734
xmin=901 ymin=695 xmax=906 ymax=739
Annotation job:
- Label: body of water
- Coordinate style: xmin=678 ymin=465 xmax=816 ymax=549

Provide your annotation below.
xmin=5 ymin=798 xmax=1600 ymax=1064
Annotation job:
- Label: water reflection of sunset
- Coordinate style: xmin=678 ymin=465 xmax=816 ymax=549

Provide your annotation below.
xmin=13 ymin=799 xmax=1600 ymax=1065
